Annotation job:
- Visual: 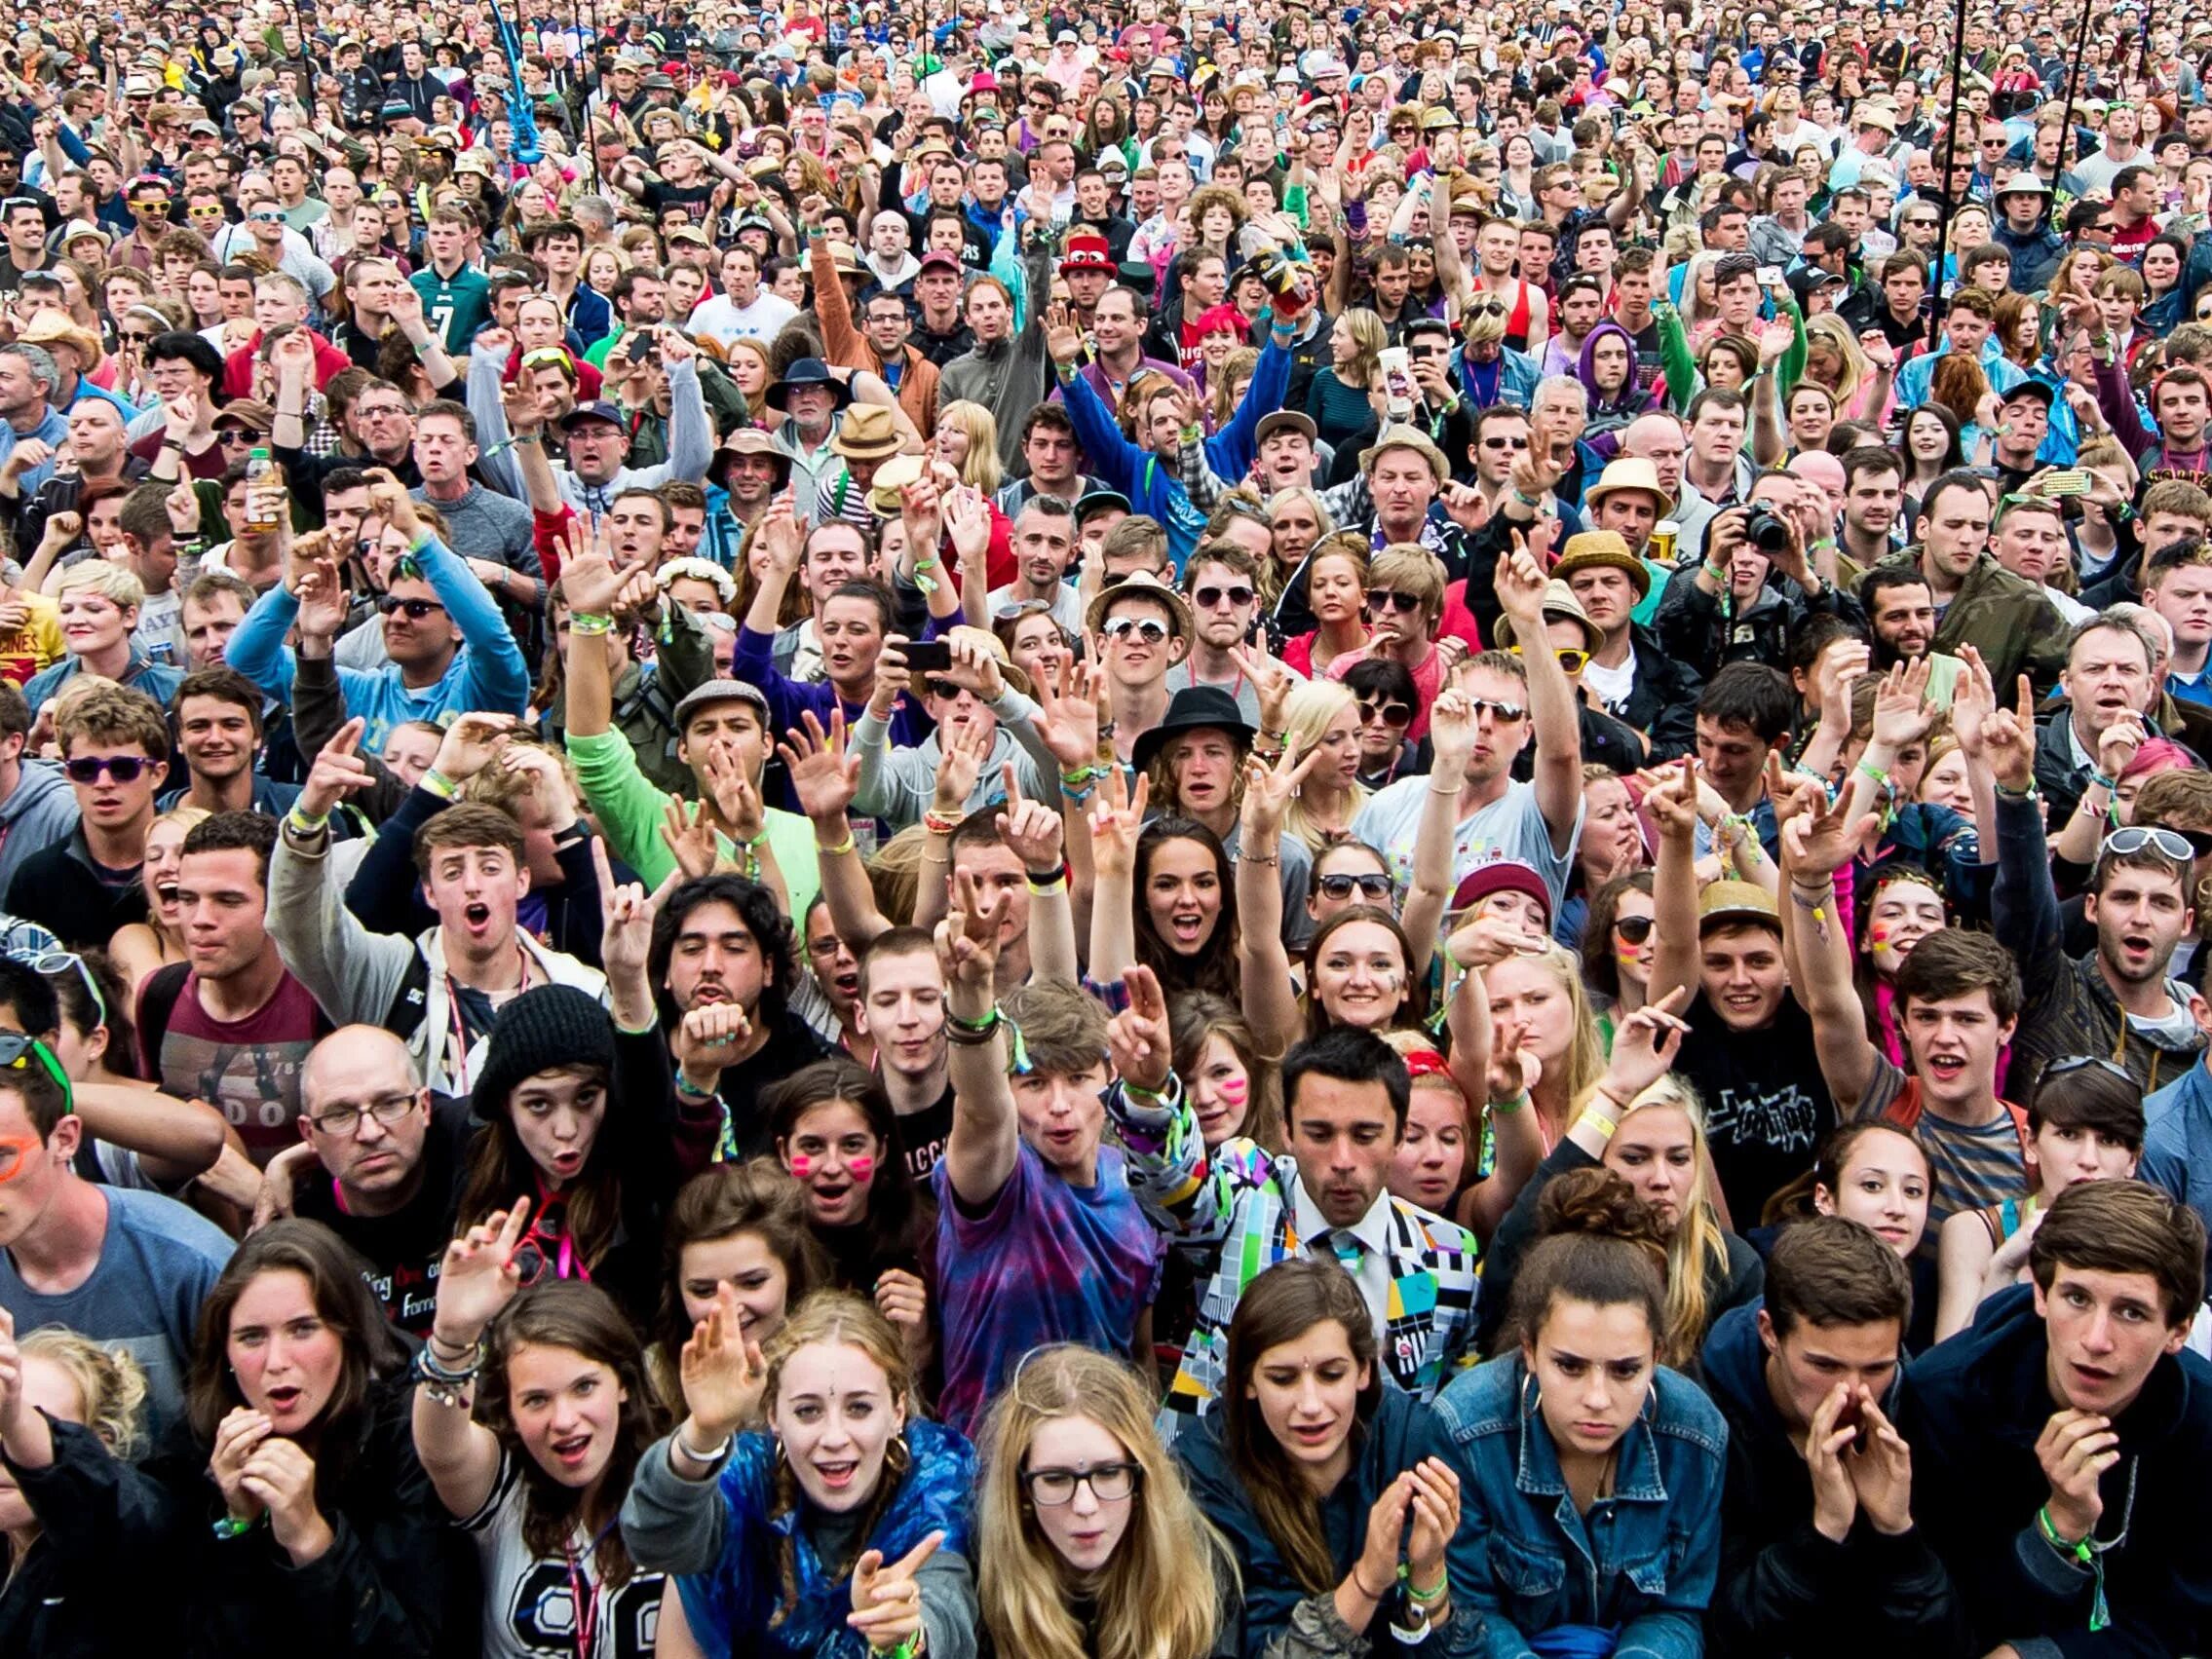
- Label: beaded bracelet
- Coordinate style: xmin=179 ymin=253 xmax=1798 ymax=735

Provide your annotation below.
xmin=922 ymin=810 xmax=961 ymax=836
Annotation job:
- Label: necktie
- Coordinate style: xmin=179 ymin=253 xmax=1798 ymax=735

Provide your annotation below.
xmin=1321 ymin=1228 xmax=1363 ymax=1276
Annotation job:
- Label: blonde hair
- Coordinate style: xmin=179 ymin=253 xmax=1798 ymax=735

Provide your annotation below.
xmin=54 ymin=560 xmax=145 ymax=611
xmin=1336 ymin=308 xmax=1387 ymax=390
xmin=1579 ymin=1073 xmax=1736 ymax=1365
xmin=1800 ymin=315 xmax=1869 ymax=411
xmin=937 ymin=400 xmax=1006 ymax=493
xmin=1281 ymin=678 xmax=1367 ymax=852
xmin=19 ymin=1327 xmax=148 ymax=1460
xmin=976 ymin=1347 xmax=1232 ymax=1659
xmin=1486 ymin=942 xmax=1605 ymax=1115
xmin=866 ymin=823 xmax=932 ymax=926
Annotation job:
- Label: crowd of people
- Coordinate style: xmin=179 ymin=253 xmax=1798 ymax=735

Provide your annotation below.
xmin=5 ymin=0 xmax=2212 ymax=1655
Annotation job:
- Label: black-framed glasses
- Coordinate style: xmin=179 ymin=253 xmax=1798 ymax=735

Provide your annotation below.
xmin=63 ymin=755 xmax=154 ymax=784
xmin=1481 ymin=434 xmax=1530 ymax=449
xmin=1021 ymin=1461 xmax=1141 ymax=1505
xmin=1192 ymin=583 xmax=1255 ymax=609
xmin=1615 ymin=914 xmax=1657 ymax=944
xmin=1318 ymin=872 xmax=1394 ymax=902
xmin=1366 ymin=590 xmax=1424 ymax=615
xmin=1357 ymin=697 xmax=1413 ymax=728
xmin=2101 ymin=825 xmax=2194 ymax=862
xmin=307 ymin=1090 xmax=424 ymax=1137
xmin=214 ymin=428 xmax=258 ymax=446
xmin=379 ymin=596 xmax=447 ymax=620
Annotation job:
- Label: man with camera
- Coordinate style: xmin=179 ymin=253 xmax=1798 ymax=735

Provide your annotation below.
xmin=1658 ymin=471 xmax=1860 ymax=678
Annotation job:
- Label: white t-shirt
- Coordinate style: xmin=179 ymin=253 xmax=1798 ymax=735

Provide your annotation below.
xmin=688 ymin=289 xmax=800 ymax=348
xmin=1350 ymin=774 xmax=1582 ymax=914
xmin=464 ymin=1450 xmax=667 ymax=1659
xmin=1582 ymin=647 xmax=1637 ymax=716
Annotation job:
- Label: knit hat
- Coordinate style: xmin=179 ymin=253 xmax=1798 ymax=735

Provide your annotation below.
xmin=1448 ymin=859 xmax=1553 ymax=927
xmin=471 ymin=985 xmax=618 ymax=1118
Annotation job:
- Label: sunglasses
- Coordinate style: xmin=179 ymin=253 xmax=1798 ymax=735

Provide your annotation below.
xmin=378 ymin=596 xmax=447 ymax=620
xmin=1480 ymin=434 xmax=1530 ymax=450
xmin=922 ymin=676 xmax=971 ymax=699
xmin=1468 ymin=697 xmax=1529 ymax=722
xmin=2102 ymin=825 xmax=2196 ymax=861
xmin=29 ymin=951 xmax=105 ymax=1032
xmin=1317 ymin=872 xmax=1394 ymax=902
xmin=2040 ymin=1054 xmax=2137 ymax=1088
xmin=1192 ymin=584 xmax=1255 ymax=609
xmin=214 ymin=428 xmax=258 ymax=445
xmin=1357 ymin=697 xmax=1413 ymax=728
xmin=1614 ymin=913 xmax=1657 ymax=944
xmin=1102 ymin=617 xmax=1170 ymax=643
xmin=0 ymin=1033 xmax=74 ymax=1121
xmin=63 ymin=755 xmax=155 ymax=784
xmin=1366 ymin=590 xmax=1425 ymax=615
xmin=1511 ymin=644 xmax=1590 ymax=673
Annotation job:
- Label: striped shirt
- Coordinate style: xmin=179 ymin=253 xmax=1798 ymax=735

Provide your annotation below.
xmin=1857 ymin=1055 xmax=2032 ymax=1239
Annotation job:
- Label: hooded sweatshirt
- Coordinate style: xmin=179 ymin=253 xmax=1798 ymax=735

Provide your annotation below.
xmin=0 ymin=760 xmax=79 ymax=897
xmin=1701 ymin=1300 xmax=1967 ymax=1659
xmin=1577 ymin=320 xmax=1655 ymax=442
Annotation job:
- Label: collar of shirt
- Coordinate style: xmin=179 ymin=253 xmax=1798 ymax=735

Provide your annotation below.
xmin=1289 ymin=1167 xmax=1392 ymax=1262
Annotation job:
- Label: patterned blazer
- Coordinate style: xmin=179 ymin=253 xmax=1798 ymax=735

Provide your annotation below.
xmin=1105 ymin=1079 xmax=1481 ymax=1442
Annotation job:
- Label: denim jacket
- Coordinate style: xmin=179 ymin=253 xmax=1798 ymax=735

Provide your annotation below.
xmin=1433 ymin=1355 xmax=1728 ymax=1659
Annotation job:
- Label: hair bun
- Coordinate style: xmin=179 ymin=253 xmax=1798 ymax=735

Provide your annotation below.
xmin=1536 ymin=1167 xmax=1670 ymax=1258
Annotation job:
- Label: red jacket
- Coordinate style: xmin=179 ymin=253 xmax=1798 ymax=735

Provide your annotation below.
xmin=220 ymin=328 xmax=354 ymax=396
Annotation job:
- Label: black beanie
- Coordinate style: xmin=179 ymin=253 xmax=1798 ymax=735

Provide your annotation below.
xmin=471 ymin=985 xmax=619 ymax=1118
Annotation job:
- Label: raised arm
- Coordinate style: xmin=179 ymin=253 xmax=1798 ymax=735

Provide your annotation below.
xmin=658 ymin=337 xmax=713 ymax=484
xmin=1085 ymin=764 xmax=1148 ymax=993
xmin=411 ymin=1201 xmax=528 ymax=1520
xmin=1403 ymin=689 xmax=1478 ymax=980
xmin=938 ymin=867 xmax=1021 ymax=1208
xmin=1493 ymin=529 xmax=1583 ymax=857
xmin=1237 ymin=744 xmax=1311 ymax=1058
xmin=371 ymin=472 xmax=529 ymax=713
xmin=1647 ymin=758 xmax=1704 ymax=1009
xmin=778 ymin=709 xmax=894 ymax=955
xmin=1779 ymin=785 xmax=1885 ymax=1116
xmin=995 ymin=766 xmax=1078 ymax=985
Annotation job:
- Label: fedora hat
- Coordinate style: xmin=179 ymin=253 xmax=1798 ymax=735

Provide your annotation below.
xmin=831 ymin=404 xmax=904 ymax=462
xmin=1583 ymin=456 xmax=1676 ymax=517
xmin=1550 ymin=530 xmax=1651 ymax=602
xmin=709 ymin=426 xmax=792 ymax=490
xmin=1358 ymin=423 xmax=1450 ymax=485
xmin=1492 ymin=579 xmax=1604 ymax=655
xmin=1131 ymin=684 xmax=1253 ymax=773
xmin=766 ymin=357 xmax=852 ymax=412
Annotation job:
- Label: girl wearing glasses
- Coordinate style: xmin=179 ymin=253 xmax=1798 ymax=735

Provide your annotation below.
xmin=48 ymin=1220 xmax=465 ymax=1655
xmin=974 ymin=1345 xmax=1228 ymax=1659
xmin=414 ymin=1228 xmax=669 ymax=1659
xmin=645 ymin=1164 xmax=831 ymax=1417
xmin=1177 ymin=1260 xmax=1464 ymax=1659
xmin=624 ymin=1291 xmax=976 ymax=1659
xmin=1932 ymin=1059 xmax=2145 ymax=1341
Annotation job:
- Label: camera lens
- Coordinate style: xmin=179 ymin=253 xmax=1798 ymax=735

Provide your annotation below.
xmin=1745 ymin=506 xmax=1791 ymax=553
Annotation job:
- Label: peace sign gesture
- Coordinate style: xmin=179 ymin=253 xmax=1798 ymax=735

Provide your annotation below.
xmin=593 ymin=836 xmax=682 ymax=983
xmin=1230 ymin=641 xmax=1296 ymax=735
xmin=849 ymin=1531 xmax=944 ymax=1648
xmin=1106 ymin=964 xmax=1173 ymax=1094
xmin=1240 ymin=742 xmax=1320 ymax=843
xmin=1088 ymin=766 xmax=1151 ymax=882
xmin=680 ymin=1282 xmax=767 ymax=1446
xmin=934 ymin=866 xmax=1010 ymax=998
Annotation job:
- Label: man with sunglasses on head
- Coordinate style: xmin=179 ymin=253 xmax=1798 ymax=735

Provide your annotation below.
xmin=1979 ymin=649 xmax=2209 ymax=1093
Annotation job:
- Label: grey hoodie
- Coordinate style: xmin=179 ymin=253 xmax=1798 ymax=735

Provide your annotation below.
xmin=0 ymin=760 xmax=80 ymax=896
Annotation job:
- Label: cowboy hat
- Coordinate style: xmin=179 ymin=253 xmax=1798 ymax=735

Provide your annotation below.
xmin=16 ymin=313 xmax=101 ymax=365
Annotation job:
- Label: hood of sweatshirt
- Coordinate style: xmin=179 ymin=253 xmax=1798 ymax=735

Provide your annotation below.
xmin=0 ymin=760 xmax=73 ymax=828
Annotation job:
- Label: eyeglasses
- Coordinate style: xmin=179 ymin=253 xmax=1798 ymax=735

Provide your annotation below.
xmin=2101 ymin=825 xmax=2195 ymax=862
xmin=1480 ymin=434 xmax=1530 ymax=450
xmin=1357 ymin=697 xmax=1413 ymax=728
xmin=1318 ymin=872 xmax=1394 ymax=902
xmin=307 ymin=1090 xmax=423 ymax=1137
xmin=29 ymin=951 xmax=105 ymax=1033
xmin=993 ymin=598 xmax=1057 ymax=622
xmin=62 ymin=755 xmax=154 ymax=784
xmin=1366 ymin=590 xmax=1425 ymax=615
xmin=1510 ymin=644 xmax=1590 ymax=673
xmin=1614 ymin=913 xmax=1657 ymax=944
xmin=1101 ymin=617 xmax=1170 ymax=643
xmin=356 ymin=401 xmax=412 ymax=419
xmin=0 ymin=1034 xmax=73 ymax=1120
xmin=214 ymin=428 xmax=258 ymax=445
xmin=1021 ymin=1461 xmax=1141 ymax=1505
xmin=1192 ymin=583 xmax=1255 ymax=609
xmin=118 ymin=331 xmax=157 ymax=346
xmin=379 ymin=596 xmax=447 ymax=620
xmin=1468 ymin=697 xmax=1528 ymax=722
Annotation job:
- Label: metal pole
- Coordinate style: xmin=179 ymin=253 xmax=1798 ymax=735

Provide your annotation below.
xmin=2052 ymin=0 xmax=2095 ymax=192
xmin=1925 ymin=0 xmax=1973 ymax=353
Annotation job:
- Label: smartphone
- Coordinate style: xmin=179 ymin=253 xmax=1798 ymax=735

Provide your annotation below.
xmin=903 ymin=639 xmax=953 ymax=675
xmin=1379 ymin=345 xmax=1415 ymax=404
xmin=1756 ymin=265 xmax=1784 ymax=287
xmin=2041 ymin=470 xmax=2092 ymax=497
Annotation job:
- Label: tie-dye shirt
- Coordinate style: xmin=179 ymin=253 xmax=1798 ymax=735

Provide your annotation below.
xmin=933 ymin=1141 xmax=1165 ymax=1436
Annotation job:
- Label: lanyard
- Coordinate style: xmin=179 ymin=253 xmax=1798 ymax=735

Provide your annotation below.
xmin=446 ymin=944 xmax=533 ymax=1094
xmin=562 ymin=1517 xmax=619 ymax=1659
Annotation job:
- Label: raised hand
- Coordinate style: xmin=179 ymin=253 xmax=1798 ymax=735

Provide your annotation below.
xmin=1805 ymin=1381 xmax=1861 ymax=1542
xmin=1033 ymin=652 xmax=1103 ymax=770
xmin=1240 ymin=743 xmax=1318 ymax=843
xmin=661 ymin=795 xmax=722 ymax=882
xmin=942 ymin=485 xmax=993 ymax=565
xmin=701 ymin=745 xmax=766 ymax=841
xmin=432 ymin=1199 xmax=532 ymax=1348
xmin=1978 ymin=674 xmax=2040 ymax=793
xmin=1229 ymin=642 xmax=1296 ymax=735
xmin=363 ymin=468 xmax=420 ymax=539
xmin=1495 ymin=535 xmax=1548 ymax=626
xmin=1781 ymin=788 xmax=1879 ymax=881
xmin=432 ymin=711 xmax=519 ymax=786
xmin=1088 ymin=763 xmax=1150 ymax=882
xmin=1105 ymin=964 xmax=1173 ymax=1093
xmin=755 ymin=491 xmax=803 ymax=577
xmin=933 ymin=712 xmax=992 ymax=813
xmin=1046 ymin=300 xmax=1084 ymax=367
xmin=995 ymin=765 xmax=1062 ymax=870
xmin=934 ymin=865 xmax=1010 ymax=997
xmin=594 ymin=838 xmax=677 ymax=982
xmin=165 ymin=475 xmax=202 ymax=535
xmin=1649 ymin=757 xmax=1700 ymax=847
xmin=849 ymin=1532 xmax=944 ymax=1648
xmin=778 ymin=710 xmax=861 ymax=824
xmin=1868 ymin=657 xmax=1935 ymax=752
xmin=1484 ymin=1021 xmax=1544 ymax=1104
xmin=1597 ymin=986 xmax=1691 ymax=1103
xmin=293 ymin=556 xmax=350 ymax=641
xmin=559 ymin=540 xmax=626 ymax=619
xmin=2096 ymin=707 xmax=2147 ymax=783
xmin=679 ymin=1282 xmax=767 ymax=1441
xmin=869 ymin=634 xmax=912 ymax=721
xmin=1427 ymin=687 xmax=1478 ymax=775
xmin=1951 ymin=645 xmax=1998 ymax=761
xmin=299 ymin=718 xmax=373 ymax=818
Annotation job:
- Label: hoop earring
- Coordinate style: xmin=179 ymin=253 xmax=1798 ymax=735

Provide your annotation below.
xmin=886 ymin=1430 xmax=913 ymax=1481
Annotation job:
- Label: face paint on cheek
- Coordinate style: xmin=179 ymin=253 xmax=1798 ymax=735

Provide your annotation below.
xmin=1216 ymin=1076 xmax=1249 ymax=1108
xmin=788 ymin=1154 xmax=813 ymax=1178
xmin=845 ymin=1154 xmax=874 ymax=1182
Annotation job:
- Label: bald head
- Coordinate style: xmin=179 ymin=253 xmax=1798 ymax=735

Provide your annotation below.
xmin=303 ymin=1024 xmax=419 ymax=1108
xmin=1788 ymin=450 xmax=1848 ymax=519
xmin=300 ymin=1026 xmax=432 ymax=1213
xmin=1620 ymin=413 xmax=1688 ymax=497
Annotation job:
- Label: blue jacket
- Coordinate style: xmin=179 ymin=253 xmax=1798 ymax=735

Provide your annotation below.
xmin=1174 ymin=1385 xmax=1477 ymax=1659
xmin=223 ymin=532 xmax=529 ymax=753
xmin=2143 ymin=1059 xmax=2212 ymax=1271
xmin=23 ymin=645 xmax=184 ymax=717
xmin=1901 ymin=1283 xmax=2212 ymax=1659
xmin=1434 ymin=1353 xmax=1728 ymax=1659
xmin=1054 ymin=328 xmax=1294 ymax=571
xmin=1700 ymin=1301 xmax=1966 ymax=1659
